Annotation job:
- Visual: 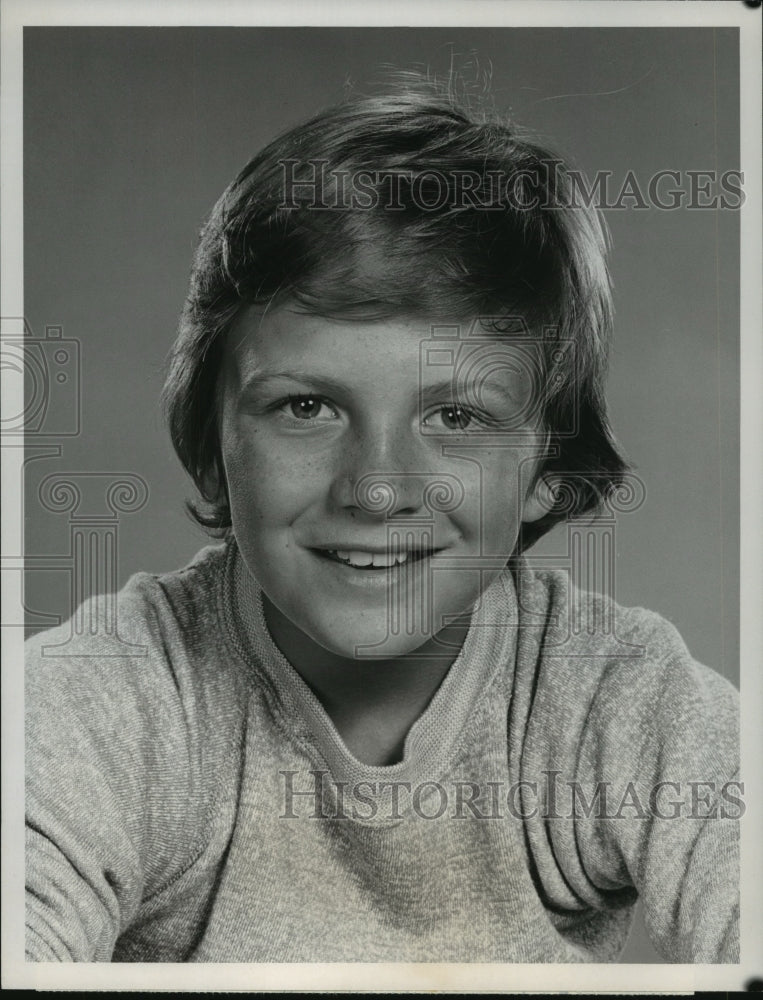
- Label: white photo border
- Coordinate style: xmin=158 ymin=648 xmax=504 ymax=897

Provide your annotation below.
xmin=2 ymin=0 xmax=761 ymax=992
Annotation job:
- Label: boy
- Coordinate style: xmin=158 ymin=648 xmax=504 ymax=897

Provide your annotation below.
xmin=25 ymin=79 xmax=739 ymax=963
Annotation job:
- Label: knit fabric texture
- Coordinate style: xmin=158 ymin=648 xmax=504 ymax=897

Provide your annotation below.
xmin=25 ymin=540 xmax=740 ymax=962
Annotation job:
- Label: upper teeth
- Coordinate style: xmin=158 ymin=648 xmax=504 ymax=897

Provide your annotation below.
xmin=333 ymin=549 xmax=410 ymax=568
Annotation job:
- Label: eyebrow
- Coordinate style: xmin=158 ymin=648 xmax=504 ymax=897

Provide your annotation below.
xmin=420 ymin=376 xmax=523 ymax=406
xmin=238 ymin=370 xmax=351 ymax=398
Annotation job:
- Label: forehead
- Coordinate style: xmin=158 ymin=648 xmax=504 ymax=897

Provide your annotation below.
xmin=226 ymin=304 xmax=424 ymax=362
xmin=224 ymin=304 xmax=542 ymax=382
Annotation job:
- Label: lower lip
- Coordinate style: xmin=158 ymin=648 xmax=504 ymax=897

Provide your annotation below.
xmin=309 ymin=549 xmax=433 ymax=588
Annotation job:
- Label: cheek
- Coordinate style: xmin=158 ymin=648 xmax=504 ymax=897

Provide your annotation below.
xmin=223 ymin=427 xmax=330 ymax=524
xmin=455 ymin=451 xmax=526 ymax=543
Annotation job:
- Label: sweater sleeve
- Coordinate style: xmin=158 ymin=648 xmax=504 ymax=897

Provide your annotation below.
xmin=25 ymin=581 xmax=204 ymax=961
xmin=573 ymin=614 xmax=740 ymax=963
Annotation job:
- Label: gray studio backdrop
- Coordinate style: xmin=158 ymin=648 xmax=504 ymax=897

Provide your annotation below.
xmin=23 ymin=27 xmax=740 ymax=965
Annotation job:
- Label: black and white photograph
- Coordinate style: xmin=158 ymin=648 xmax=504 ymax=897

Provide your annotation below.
xmin=2 ymin=0 xmax=761 ymax=992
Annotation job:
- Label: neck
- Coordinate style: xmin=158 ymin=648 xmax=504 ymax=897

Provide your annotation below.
xmin=262 ymin=595 xmax=471 ymax=765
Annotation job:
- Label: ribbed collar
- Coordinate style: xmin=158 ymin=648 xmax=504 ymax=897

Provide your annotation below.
xmin=220 ymin=538 xmax=520 ymax=788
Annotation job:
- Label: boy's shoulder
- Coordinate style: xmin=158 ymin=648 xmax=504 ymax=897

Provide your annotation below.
xmin=24 ymin=540 xmax=244 ymax=727
xmin=510 ymin=560 xmax=739 ymax=772
xmin=514 ymin=557 xmax=724 ymax=671
xmin=517 ymin=560 xmax=691 ymax=660
xmin=26 ymin=539 xmax=229 ymax=650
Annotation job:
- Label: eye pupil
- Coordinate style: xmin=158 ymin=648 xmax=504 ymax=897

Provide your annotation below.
xmin=443 ymin=405 xmax=470 ymax=429
xmin=291 ymin=397 xmax=319 ymax=418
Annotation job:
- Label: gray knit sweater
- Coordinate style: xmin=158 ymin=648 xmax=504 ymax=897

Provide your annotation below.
xmin=25 ymin=540 xmax=740 ymax=962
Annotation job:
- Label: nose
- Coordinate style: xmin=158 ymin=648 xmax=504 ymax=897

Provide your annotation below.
xmin=329 ymin=422 xmax=429 ymax=519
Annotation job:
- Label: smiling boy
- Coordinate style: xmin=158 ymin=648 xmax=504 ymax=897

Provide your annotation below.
xmin=25 ymin=80 xmax=739 ymax=963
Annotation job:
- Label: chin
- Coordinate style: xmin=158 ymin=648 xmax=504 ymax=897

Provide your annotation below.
xmin=311 ymin=620 xmax=435 ymax=662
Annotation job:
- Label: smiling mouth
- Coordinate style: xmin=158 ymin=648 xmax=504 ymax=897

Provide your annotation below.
xmin=317 ymin=548 xmax=436 ymax=569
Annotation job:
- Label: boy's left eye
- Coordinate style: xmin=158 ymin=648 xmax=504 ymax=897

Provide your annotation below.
xmin=424 ymin=405 xmax=476 ymax=431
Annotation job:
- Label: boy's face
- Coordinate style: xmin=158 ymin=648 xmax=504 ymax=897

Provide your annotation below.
xmin=220 ymin=305 xmax=548 ymax=661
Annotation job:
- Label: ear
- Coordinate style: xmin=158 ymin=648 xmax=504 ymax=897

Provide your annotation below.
xmin=201 ymin=454 xmax=228 ymax=505
xmin=522 ymin=474 xmax=558 ymax=524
